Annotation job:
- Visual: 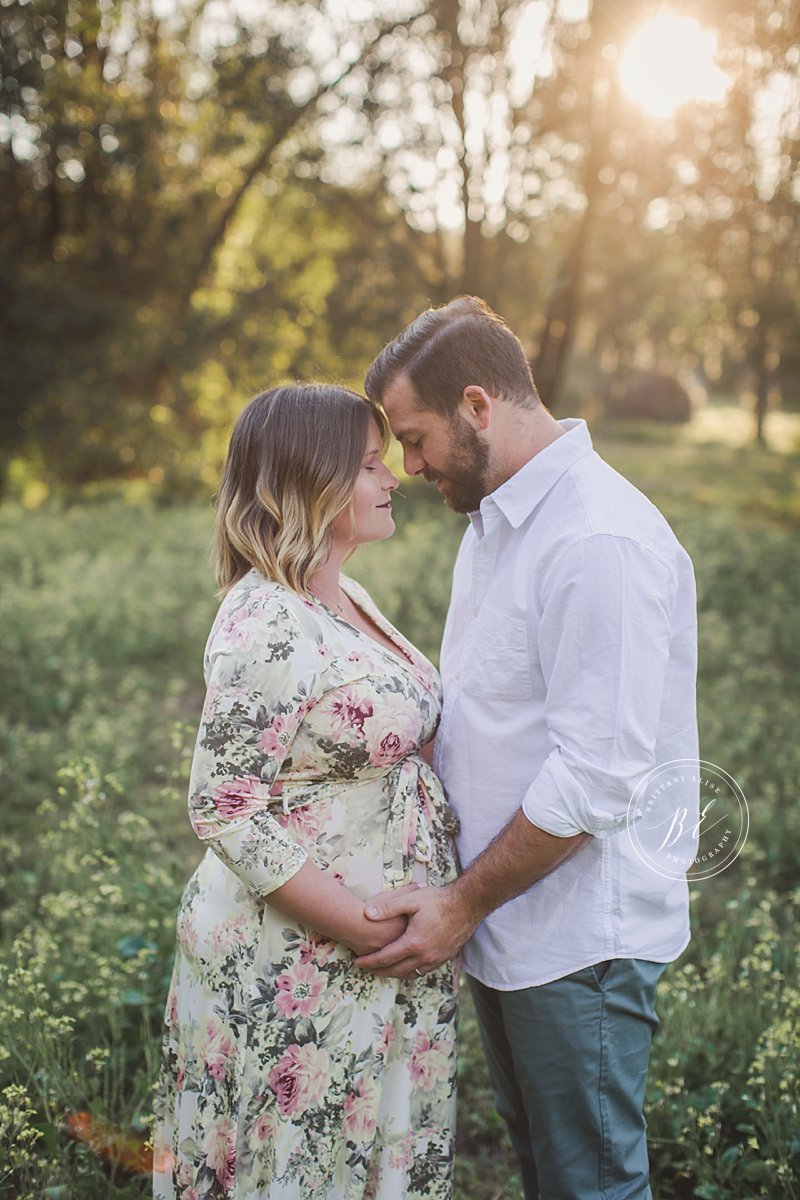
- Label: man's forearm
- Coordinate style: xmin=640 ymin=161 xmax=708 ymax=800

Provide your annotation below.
xmin=451 ymin=808 xmax=590 ymax=924
xmin=356 ymin=808 xmax=590 ymax=977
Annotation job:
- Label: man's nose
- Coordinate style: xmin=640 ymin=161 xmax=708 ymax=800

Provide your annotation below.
xmin=403 ymin=446 xmax=424 ymax=476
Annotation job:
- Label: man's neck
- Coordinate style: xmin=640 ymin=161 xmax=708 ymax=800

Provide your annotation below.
xmin=487 ymin=407 xmax=566 ymax=493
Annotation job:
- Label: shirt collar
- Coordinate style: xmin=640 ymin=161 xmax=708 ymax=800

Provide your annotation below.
xmin=469 ymin=419 xmax=594 ymax=533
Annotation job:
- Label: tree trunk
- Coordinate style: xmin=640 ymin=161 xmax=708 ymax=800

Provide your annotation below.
xmin=752 ymin=322 xmax=769 ymax=445
xmin=532 ymin=0 xmax=631 ymax=410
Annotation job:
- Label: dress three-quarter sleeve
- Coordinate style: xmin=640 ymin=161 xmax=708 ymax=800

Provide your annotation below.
xmin=187 ymin=588 xmax=322 ymax=897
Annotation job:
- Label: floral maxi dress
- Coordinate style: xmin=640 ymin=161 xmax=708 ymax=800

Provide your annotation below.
xmin=153 ymin=571 xmax=459 ymax=1200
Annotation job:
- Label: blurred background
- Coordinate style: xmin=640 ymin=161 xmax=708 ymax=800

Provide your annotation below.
xmin=1 ymin=1 xmax=799 ymax=1196
xmin=1 ymin=0 xmax=799 ymax=500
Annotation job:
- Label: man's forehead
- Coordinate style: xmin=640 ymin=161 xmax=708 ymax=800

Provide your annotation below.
xmin=382 ymin=372 xmax=418 ymax=412
xmin=382 ymin=374 xmax=441 ymax=433
xmin=385 ymin=407 xmax=441 ymax=442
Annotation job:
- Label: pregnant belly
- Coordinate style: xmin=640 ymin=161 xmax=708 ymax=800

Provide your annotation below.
xmin=175 ymin=850 xmax=262 ymax=968
xmin=277 ymin=787 xmax=396 ymax=900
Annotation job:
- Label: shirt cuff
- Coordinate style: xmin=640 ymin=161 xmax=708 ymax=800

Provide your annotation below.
xmin=522 ymin=749 xmax=632 ymax=839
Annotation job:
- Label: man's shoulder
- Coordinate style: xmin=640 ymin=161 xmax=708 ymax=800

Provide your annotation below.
xmin=556 ymin=451 xmax=681 ymax=549
xmin=526 ymin=452 xmax=692 ymax=592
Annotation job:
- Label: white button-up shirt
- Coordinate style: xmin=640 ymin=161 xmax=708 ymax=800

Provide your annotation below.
xmin=434 ymin=419 xmax=698 ymax=989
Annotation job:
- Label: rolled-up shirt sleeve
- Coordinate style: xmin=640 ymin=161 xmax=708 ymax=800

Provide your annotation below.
xmin=188 ymin=594 xmax=322 ymax=896
xmin=522 ymin=533 xmax=678 ymax=838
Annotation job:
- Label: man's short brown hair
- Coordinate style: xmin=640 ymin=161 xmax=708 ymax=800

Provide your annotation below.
xmin=365 ymin=296 xmax=539 ymax=416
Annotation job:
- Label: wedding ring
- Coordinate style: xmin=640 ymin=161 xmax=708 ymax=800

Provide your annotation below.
xmin=414 ymin=968 xmax=424 ymax=977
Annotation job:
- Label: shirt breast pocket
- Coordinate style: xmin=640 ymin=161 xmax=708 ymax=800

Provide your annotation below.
xmin=461 ymin=608 xmax=533 ymax=701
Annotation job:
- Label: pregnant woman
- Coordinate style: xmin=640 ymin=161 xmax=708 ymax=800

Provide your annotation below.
xmin=153 ymin=383 xmax=459 ymax=1199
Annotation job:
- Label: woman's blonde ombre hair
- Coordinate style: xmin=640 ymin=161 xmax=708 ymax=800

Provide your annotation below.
xmin=213 ymin=383 xmax=389 ymax=596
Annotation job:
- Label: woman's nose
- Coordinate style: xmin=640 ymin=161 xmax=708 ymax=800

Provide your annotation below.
xmin=382 ymin=463 xmax=399 ymax=490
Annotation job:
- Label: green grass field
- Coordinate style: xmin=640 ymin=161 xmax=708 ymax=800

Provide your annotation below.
xmin=1 ymin=432 xmax=799 ymax=1197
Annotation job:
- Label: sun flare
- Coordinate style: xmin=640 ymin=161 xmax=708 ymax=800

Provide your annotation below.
xmin=619 ymin=12 xmax=730 ymax=119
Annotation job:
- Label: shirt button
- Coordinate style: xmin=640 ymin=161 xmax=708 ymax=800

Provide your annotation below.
xmin=472 ymin=606 xmax=479 ymax=617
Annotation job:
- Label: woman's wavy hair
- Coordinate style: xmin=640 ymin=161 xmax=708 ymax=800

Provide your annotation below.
xmin=213 ymin=383 xmax=388 ymax=596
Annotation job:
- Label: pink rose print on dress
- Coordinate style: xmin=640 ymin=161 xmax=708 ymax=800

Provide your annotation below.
xmin=274 ymin=962 xmax=328 ymax=1019
xmin=408 ymin=1032 xmax=453 ymax=1093
xmin=252 ymin=1107 xmax=279 ymax=1143
xmin=176 ymin=910 xmax=198 ymax=953
xmin=343 ymin=1077 xmax=379 ymax=1143
xmin=259 ymin=712 xmax=302 ymax=758
xmin=388 ymin=1130 xmax=415 ymax=1171
xmin=362 ymin=695 xmax=421 ymax=767
xmin=377 ymin=1023 xmax=396 ymax=1057
xmin=298 ymin=931 xmax=336 ymax=966
xmin=212 ymin=775 xmax=269 ymax=820
xmin=175 ymin=1158 xmax=195 ymax=1190
xmin=210 ymin=912 xmax=248 ymax=955
xmin=214 ymin=603 xmax=260 ymax=653
xmin=202 ymin=1114 xmax=236 ymax=1186
xmin=277 ymin=796 xmax=333 ymax=840
xmin=364 ymin=1166 xmax=383 ymax=1200
xmin=269 ymin=1043 xmax=330 ymax=1117
xmin=316 ymin=686 xmax=374 ymax=742
xmin=198 ymin=1016 xmax=237 ymax=1083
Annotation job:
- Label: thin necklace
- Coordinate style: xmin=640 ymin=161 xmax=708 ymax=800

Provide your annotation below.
xmin=310 ymin=583 xmax=345 ymax=614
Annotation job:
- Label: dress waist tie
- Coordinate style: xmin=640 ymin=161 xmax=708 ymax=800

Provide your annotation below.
xmin=382 ymin=757 xmax=458 ymax=888
xmin=272 ymin=758 xmax=458 ymax=890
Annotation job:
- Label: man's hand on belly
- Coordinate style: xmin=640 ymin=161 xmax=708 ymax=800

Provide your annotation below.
xmin=353 ymin=880 xmax=479 ymax=979
xmin=354 ymin=808 xmax=590 ymax=978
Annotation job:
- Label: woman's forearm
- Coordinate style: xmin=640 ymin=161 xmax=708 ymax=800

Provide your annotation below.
xmin=266 ymin=858 xmax=407 ymax=955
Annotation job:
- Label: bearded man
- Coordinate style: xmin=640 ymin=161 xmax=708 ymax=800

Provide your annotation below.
xmin=356 ymin=296 xmax=698 ymax=1200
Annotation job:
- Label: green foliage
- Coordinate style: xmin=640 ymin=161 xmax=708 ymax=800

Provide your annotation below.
xmin=648 ymin=888 xmax=800 ymax=1198
xmin=3 ymin=0 xmax=800 ymax=498
xmin=0 ymin=502 xmax=216 ymax=845
xmin=0 ymin=0 xmax=441 ymax=496
xmin=1 ymin=436 xmax=799 ymax=1195
xmin=0 ymin=762 xmax=183 ymax=1198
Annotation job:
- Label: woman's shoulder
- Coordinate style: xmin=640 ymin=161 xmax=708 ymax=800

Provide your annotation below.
xmin=341 ymin=575 xmax=400 ymax=635
xmin=340 ymin=574 xmax=378 ymax=614
xmin=208 ymin=570 xmax=323 ymax=648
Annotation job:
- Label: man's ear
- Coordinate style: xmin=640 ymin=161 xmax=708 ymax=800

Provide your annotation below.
xmin=459 ymin=385 xmax=493 ymax=431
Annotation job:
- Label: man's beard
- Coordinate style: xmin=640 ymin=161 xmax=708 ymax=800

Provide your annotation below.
xmin=425 ymin=415 xmax=490 ymax=514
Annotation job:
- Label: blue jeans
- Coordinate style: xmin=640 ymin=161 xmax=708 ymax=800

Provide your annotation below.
xmin=467 ymin=959 xmax=667 ymax=1200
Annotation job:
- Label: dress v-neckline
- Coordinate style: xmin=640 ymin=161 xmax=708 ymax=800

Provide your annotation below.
xmin=313 ymin=578 xmax=437 ymax=693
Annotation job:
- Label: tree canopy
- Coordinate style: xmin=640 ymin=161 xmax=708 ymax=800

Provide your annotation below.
xmin=1 ymin=0 xmax=798 ymax=495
